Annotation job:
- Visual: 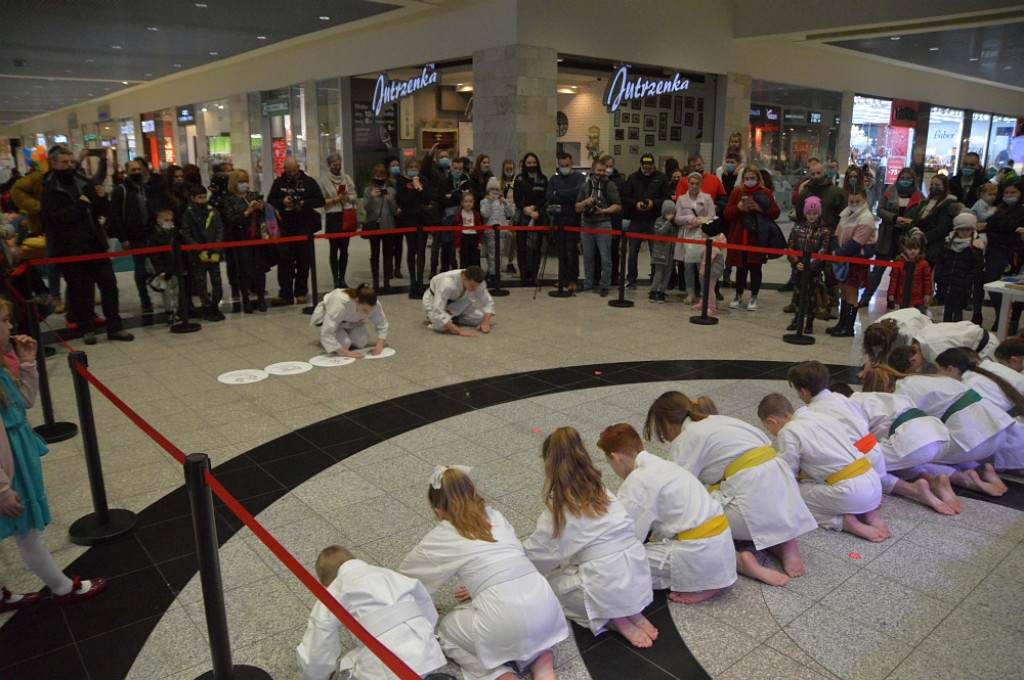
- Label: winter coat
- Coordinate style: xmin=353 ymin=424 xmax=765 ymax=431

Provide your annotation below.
xmin=887 ymin=256 xmax=932 ymax=308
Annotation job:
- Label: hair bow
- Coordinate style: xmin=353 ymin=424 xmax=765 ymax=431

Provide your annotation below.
xmin=430 ymin=465 xmax=473 ymax=490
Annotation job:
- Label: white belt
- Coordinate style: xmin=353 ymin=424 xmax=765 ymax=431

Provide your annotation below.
xmin=463 ymin=559 xmax=537 ymax=598
xmin=358 ymin=600 xmax=424 ymax=638
xmin=577 ymin=535 xmax=638 ymax=564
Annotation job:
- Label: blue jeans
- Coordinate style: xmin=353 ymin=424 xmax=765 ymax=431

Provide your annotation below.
xmin=582 ymin=222 xmax=613 ymax=289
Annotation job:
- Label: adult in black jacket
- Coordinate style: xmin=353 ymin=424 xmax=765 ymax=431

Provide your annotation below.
xmin=396 ymin=157 xmax=432 ymax=292
xmin=40 ymin=147 xmax=132 ymax=343
xmin=546 ymin=152 xmax=585 ymax=287
xmin=108 ymin=159 xmax=161 ymax=313
xmin=266 ymin=158 xmax=325 ymax=305
xmin=949 ymin=152 xmax=987 ymax=206
xmin=601 ymin=155 xmax=627 ymax=286
xmin=983 ymin=179 xmax=1024 ymax=330
xmin=621 ymin=153 xmax=672 ymax=287
xmin=512 ymin=153 xmax=547 ymax=285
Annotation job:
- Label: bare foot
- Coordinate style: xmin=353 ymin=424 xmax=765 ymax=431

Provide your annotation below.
xmin=861 ymin=509 xmax=891 ymax=539
xmin=668 ymin=588 xmax=722 ymax=604
xmin=929 ymin=474 xmax=962 ymax=514
xmin=898 ymin=478 xmax=955 ymax=515
xmin=736 ymin=550 xmax=789 ymax=586
xmin=999 ymin=467 xmax=1024 ymax=478
xmin=496 ymin=673 xmax=518 ymax=680
xmin=768 ymin=538 xmax=805 ymax=577
xmin=607 ymin=616 xmax=653 ymax=648
xmin=842 ymin=514 xmax=885 ymax=542
xmin=627 ymin=613 xmax=658 ymax=641
xmin=952 ymin=469 xmax=1007 ymax=497
xmin=980 ymin=463 xmax=1009 ymax=495
xmin=528 ymin=650 xmax=555 ymax=680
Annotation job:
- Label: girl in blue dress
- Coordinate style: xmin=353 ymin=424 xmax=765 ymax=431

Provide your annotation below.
xmin=0 ymin=299 xmax=107 ymax=611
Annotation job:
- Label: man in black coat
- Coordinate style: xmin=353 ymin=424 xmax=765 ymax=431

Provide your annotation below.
xmin=266 ymin=158 xmax=325 ymax=305
xmin=621 ymin=153 xmax=672 ymax=287
xmin=949 ymin=152 xmax=987 ymax=206
xmin=108 ymin=159 xmax=160 ymax=313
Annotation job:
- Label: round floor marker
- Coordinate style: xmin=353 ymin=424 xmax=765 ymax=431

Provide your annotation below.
xmin=264 ymin=361 xmax=314 ymax=376
xmin=848 ymin=552 xmax=862 ymax=560
xmin=309 ymin=355 xmax=356 ymax=367
xmin=361 ymin=347 xmax=396 ymax=359
xmin=531 ymin=428 xmax=541 ymax=433
xmin=594 ymin=371 xmax=602 ymax=375
xmin=217 ymin=369 xmax=270 ymax=385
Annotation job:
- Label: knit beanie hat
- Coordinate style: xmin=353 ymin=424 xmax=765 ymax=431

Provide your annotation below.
xmin=486 ymin=177 xmax=501 ymax=192
xmin=662 ymin=200 xmax=676 ymax=218
xmin=804 ymin=196 xmax=822 ymax=215
xmin=952 ymin=212 xmax=977 ymax=230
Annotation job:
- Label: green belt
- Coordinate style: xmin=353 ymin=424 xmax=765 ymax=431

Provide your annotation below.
xmin=940 ymin=390 xmax=982 ymax=423
xmin=888 ymin=408 xmax=929 ymax=438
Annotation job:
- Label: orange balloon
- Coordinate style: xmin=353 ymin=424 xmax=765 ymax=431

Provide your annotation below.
xmin=30 ymin=151 xmax=39 ymax=161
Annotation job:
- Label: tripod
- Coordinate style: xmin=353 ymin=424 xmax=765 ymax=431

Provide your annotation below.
xmin=533 ymin=226 xmax=557 ymax=300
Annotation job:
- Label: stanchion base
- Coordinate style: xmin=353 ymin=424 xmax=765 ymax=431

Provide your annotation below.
xmin=608 ymin=299 xmax=634 ymax=308
xmin=548 ymin=290 xmax=573 ymax=298
xmin=69 ymin=509 xmax=136 ymax=546
xmin=490 ymin=289 xmax=511 ymax=297
xmin=171 ymin=322 xmax=202 ymax=334
xmin=689 ymin=315 xmax=720 ymax=325
xmin=43 ymin=346 xmax=57 ymax=358
xmin=195 ymin=666 xmax=273 ymax=680
xmin=783 ymin=333 xmax=817 ymax=345
xmin=302 ymin=306 xmax=315 ymax=315
xmin=34 ymin=421 xmax=78 ymax=444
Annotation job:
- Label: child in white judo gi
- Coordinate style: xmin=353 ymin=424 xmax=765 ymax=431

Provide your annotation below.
xmin=758 ymin=394 xmax=889 ymax=543
xmin=643 ymin=394 xmax=817 ymax=588
xmin=596 ymin=423 xmax=737 ymax=604
xmin=994 ymin=338 xmax=1024 ymax=373
xmin=311 ymin=284 xmax=389 ymax=359
xmin=422 ymin=266 xmax=494 ymax=337
xmin=400 ymin=466 xmax=568 ymax=680
xmin=296 ymin=545 xmax=446 ymax=680
xmin=523 ymin=427 xmax=656 ymax=647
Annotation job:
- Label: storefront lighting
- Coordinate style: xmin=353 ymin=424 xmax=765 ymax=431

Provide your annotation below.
xmin=456 ymin=84 xmax=473 ymax=93
xmin=557 ymin=87 xmax=575 ymax=94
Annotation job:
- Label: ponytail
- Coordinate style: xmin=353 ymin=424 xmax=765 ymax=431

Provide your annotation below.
xmin=936 ymin=347 xmax=1024 ymax=415
xmin=344 ymin=282 xmax=378 ymax=307
xmin=861 ymin=365 xmax=905 ymax=393
xmin=427 ymin=468 xmax=495 ymax=542
xmin=643 ymin=391 xmax=709 ymax=443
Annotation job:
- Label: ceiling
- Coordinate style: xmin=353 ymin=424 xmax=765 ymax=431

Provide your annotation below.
xmin=0 ymin=0 xmax=402 ymax=126
xmin=827 ymin=21 xmax=1024 ymax=90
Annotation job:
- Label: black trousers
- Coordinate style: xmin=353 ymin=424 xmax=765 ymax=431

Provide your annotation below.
xmin=60 ymin=259 xmax=123 ymax=334
xmin=276 ymin=236 xmax=311 ymax=300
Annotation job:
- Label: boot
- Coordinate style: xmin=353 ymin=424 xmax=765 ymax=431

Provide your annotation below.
xmin=826 ymin=301 xmax=848 ymax=335
xmin=241 ymin=295 xmax=253 ymax=314
xmin=804 ymin=316 xmax=814 ymax=334
xmin=786 ymin=315 xmax=800 ymax=331
xmin=832 ymin=304 xmax=857 ymax=338
xmin=257 ymin=292 xmax=267 ymax=312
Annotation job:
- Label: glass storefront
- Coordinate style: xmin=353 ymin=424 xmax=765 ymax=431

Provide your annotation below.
xmin=850 ymin=95 xmax=916 ymax=192
xmin=987 ymin=115 xmax=1018 ymax=171
xmin=923 ymin=106 xmax=965 ymax=176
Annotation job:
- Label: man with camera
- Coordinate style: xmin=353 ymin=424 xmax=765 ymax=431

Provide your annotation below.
xmin=622 ymin=154 xmax=672 ymax=288
xmin=267 ymin=158 xmax=325 ymax=305
xmin=575 ymin=157 xmax=622 ymax=297
xmin=546 ymin=152 xmax=586 ymax=290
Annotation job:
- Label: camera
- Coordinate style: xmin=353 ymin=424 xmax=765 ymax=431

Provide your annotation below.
xmin=545 ymin=204 xmax=560 ymax=217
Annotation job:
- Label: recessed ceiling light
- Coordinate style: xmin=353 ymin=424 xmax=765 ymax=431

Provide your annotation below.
xmin=144 ymin=72 xmax=152 ymax=76
xmin=209 ymin=51 xmax=218 ymax=55
xmin=556 ymin=58 xmax=564 ymax=63
xmin=121 ymin=80 xmax=128 ymax=84
xmin=201 ymin=107 xmax=208 ymax=112
xmin=103 ymin=87 xmax=110 ymax=91
xmin=929 ymin=47 xmax=939 ymax=51
xmin=173 ymin=63 xmax=182 ymax=67
xmin=217 ymin=104 xmax=224 ymax=109
xmin=195 ymin=2 xmax=207 ymax=7
xmin=86 ymin=92 xmax=93 ymax=96
xmin=111 ymin=45 xmax=122 ymax=49
xmin=85 ymin=58 xmax=94 ymax=63
xmin=257 ymin=35 xmax=267 ymax=40
xmin=147 ymin=26 xmax=158 ymax=31
xmin=890 ymin=36 xmax=900 ymax=41
xmin=65 ymin=69 xmax=72 ymax=73
xmin=969 ymin=57 xmax=980 ymax=61
xmin=319 ymin=15 xmax=330 ymax=20
xmin=1005 ymin=65 xmax=1013 ymax=70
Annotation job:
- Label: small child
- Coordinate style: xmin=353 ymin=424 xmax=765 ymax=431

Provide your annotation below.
xmin=522 ymin=427 xmax=656 ymax=647
xmin=597 ymin=423 xmax=737 ymax=604
xmin=785 ymin=196 xmax=832 ymax=334
xmin=828 ymin=188 xmax=876 ymax=337
xmin=758 ymin=394 xmax=889 ymax=542
xmin=971 ymin=182 xmax=998 ymax=241
xmin=296 ymin=545 xmax=446 ymax=680
xmin=649 ymin=200 xmax=676 ymax=303
xmin=454 ymin=193 xmax=483 ymax=269
xmin=693 ymin=231 xmax=727 ymax=316
xmin=479 ymin=177 xmax=513 ymax=284
xmin=886 ymin=233 xmax=931 ymax=313
xmin=181 ymin=184 xmax=225 ymax=322
xmin=934 ymin=213 xmax=984 ymax=322
xmin=148 ymin=208 xmax=181 ymax=324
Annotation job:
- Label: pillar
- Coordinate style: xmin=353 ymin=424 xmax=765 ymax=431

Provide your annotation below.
xmin=472 ymin=45 xmax=557 ymax=166
xmin=721 ymin=73 xmax=752 ymax=163
xmin=302 ymin=79 xmax=320 ymax=174
xmin=835 ymin=90 xmax=855 ymax=167
xmin=228 ymin=93 xmax=251 ymax=180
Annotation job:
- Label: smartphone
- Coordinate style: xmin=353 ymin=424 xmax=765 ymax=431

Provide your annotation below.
xmin=86 ymin=149 xmax=105 ymax=158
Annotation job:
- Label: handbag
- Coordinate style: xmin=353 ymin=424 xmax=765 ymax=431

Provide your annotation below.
xmin=360 ymin=221 xmax=379 ymax=240
xmin=755 ymin=213 xmax=786 ymax=259
xmin=341 ymin=209 xmax=358 ymax=232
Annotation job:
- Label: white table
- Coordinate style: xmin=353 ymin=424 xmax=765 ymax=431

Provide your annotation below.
xmin=983 ymin=279 xmax=1024 ymax=341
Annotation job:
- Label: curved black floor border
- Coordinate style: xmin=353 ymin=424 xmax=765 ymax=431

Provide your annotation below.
xmin=0 ymin=359 xmax=863 ymax=679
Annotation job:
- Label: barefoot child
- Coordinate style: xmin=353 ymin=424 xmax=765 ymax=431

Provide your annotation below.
xmin=400 ymin=467 xmax=567 ymax=680
xmin=523 ymin=427 xmax=656 ymax=647
xmin=758 ymin=394 xmax=889 ymax=542
xmin=596 ymin=423 xmax=736 ymax=604
xmin=644 ymin=393 xmax=817 ymax=587
xmin=296 ymin=546 xmax=446 ymax=680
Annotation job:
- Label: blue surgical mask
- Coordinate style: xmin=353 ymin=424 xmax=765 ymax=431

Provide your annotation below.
xmin=961 ymin=167 xmax=975 ymax=177
xmin=897 ymin=179 xmax=913 ymax=190
xmin=439 ymin=157 xmax=451 ymax=168
xmin=389 ymin=166 xmax=401 ymax=176
xmin=408 ymin=170 xmax=418 ymax=177
xmin=724 ymin=164 xmax=735 ymax=174
xmin=1004 ymin=196 xmax=1019 ymax=206
xmin=848 ymin=178 xmax=857 ymax=188
xmin=451 ymin=172 xmax=462 ymax=179
xmin=826 ymin=169 xmax=837 ymax=178
xmin=743 ymin=179 xmax=758 ymax=189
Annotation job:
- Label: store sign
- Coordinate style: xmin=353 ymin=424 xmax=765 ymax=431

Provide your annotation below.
xmin=765 ymin=107 xmax=778 ymax=122
xmin=262 ymin=98 xmax=290 ymax=118
xmin=885 ymin=158 xmax=905 ymax=184
xmin=177 ymin=106 xmax=195 ymax=124
xmin=890 ymin=99 xmax=918 ymax=128
xmin=141 ymin=119 xmax=155 ymax=134
xmin=372 ymin=64 xmax=437 ymax=117
xmin=603 ymin=65 xmax=690 ymax=113
xmin=97 ymin=104 xmax=111 ymax=121
xmin=784 ymin=110 xmax=805 ymax=122
xmin=809 ymin=112 xmax=822 ymax=124
xmin=53 ymin=134 xmax=68 ymax=144
xmin=750 ymin=105 xmax=764 ymax=119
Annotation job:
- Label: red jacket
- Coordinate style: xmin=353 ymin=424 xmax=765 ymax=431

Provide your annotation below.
xmin=887 ymin=256 xmax=932 ymax=307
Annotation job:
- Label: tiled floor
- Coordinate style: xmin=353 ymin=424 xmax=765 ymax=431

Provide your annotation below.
xmin=1 ymin=237 xmax=1022 ymax=680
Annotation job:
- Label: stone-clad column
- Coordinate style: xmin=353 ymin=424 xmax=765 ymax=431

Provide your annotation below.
xmin=472 ymin=44 xmax=557 ymax=165
xmin=722 ymin=73 xmax=752 ymax=160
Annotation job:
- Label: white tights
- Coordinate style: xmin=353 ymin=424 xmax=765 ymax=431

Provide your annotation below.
xmin=9 ymin=529 xmax=74 ymax=596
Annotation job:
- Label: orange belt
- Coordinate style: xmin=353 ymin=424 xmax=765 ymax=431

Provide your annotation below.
xmin=854 ymin=432 xmax=877 ymax=453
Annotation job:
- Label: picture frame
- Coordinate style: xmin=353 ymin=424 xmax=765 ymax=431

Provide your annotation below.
xmin=673 ymin=97 xmax=683 ymax=124
xmin=631 ymin=98 xmax=641 ymax=110
xmin=629 ymin=145 xmax=639 ymax=155
xmin=628 ymin=127 xmax=640 ymax=140
xmin=644 ymin=95 xmax=656 ymax=108
xmin=613 ymin=111 xmax=621 ymax=127
xmin=644 ymin=134 xmax=655 ymax=147
xmin=684 ymin=112 xmax=694 ymax=127
xmin=670 ymin=126 xmax=682 ymax=141
xmin=614 ymin=128 xmax=624 ymax=140
xmin=613 ymin=144 xmax=622 ymax=156
xmin=697 ymin=97 xmax=704 ymax=111
xmin=658 ymin=126 xmax=667 ymax=142
xmin=659 ymin=94 xmax=672 ymax=109
xmin=643 ymin=115 xmax=656 ymax=131
xmin=632 ymin=113 xmax=641 ymax=124
xmin=659 ymin=111 xmax=668 ymax=131
xmin=685 ymin=96 xmax=695 ymax=109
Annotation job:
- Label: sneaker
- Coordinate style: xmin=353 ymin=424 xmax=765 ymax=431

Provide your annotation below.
xmin=657 ymin=293 xmax=666 ymax=304
xmin=747 ymin=298 xmax=758 ymax=311
xmin=53 ymin=577 xmax=107 ymax=606
xmin=83 ymin=332 xmax=97 ymax=345
xmin=626 ymin=281 xmax=637 ymax=290
xmin=108 ymin=330 xmax=135 ymax=341
xmin=0 ymin=587 xmax=41 ymax=613
xmin=600 ymin=287 xmax=609 ymax=297
xmin=270 ymin=296 xmax=293 ymax=306
xmin=296 ymin=295 xmax=307 ymax=304
xmin=649 ymin=296 xmax=658 ymax=303
xmin=729 ymin=297 xmax=742 ymax=309
xmin=54 ymin=298 xmax=64 ymax=314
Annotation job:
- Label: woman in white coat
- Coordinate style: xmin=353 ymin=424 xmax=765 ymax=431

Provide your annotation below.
xmin=313 ymin=283 xmax=388 ymax=358
xmin=523 ymin=427 xmax=655 ymax=647
xmin=400 ymin=467 xmax=568 ymax=680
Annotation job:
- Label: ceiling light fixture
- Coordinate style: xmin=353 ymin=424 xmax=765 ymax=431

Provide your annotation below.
xmin=1005 ymin=65 xmax=1013 ymax=70
xmin=319 ymin=15 xmax=330 ymax=20
xmin=257 ymin=35 xmax=266 ymax=40
xmin=147 ymin=26 xmax=158 ymax=31
xmin=144 ymin=72 xmax=152 ymax=76
xmin=173 ymin=63 xmax=182 ymax=67
xmin=217 ymin=104 xmax=224 ymax=109
xmin=969 ymin=57 xmax=979 ymax=61
xmin=929 ymin=47 xmax=939 ymax=51
xmin=195 ymin=3 xmax=207 ymax=7
xmin=210 ymin=51 xmax=219 ymax=55
xmin=111 ymin=45 xmax=122 ymax=49
xmin=201 ymin=107 xmax=208 ymax=112
xmin=890 ymin=36 xmax=900 ymax=41
xmin=122 ymin=80 xmax=128 ymax=84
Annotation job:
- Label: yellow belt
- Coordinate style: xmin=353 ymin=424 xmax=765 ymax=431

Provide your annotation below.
xmin=676 ymin=514 xmax=729 ymax=541
xmin=707 ymin=445 xmax=776 ymax=493
xmin=825 ymin=456 xmax=872 ymax=486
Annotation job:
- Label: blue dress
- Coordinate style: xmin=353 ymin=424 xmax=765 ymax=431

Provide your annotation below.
xmin=0 ymin=368 xmax=51 ymax=539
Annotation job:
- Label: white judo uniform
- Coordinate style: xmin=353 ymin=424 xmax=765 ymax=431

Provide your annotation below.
xmin=962 ymin=360 xmax=1024 ymax=469
xmin=894 ymin=375 xmax=1012 ymax=469
xmin=672 ymin=416 xmax=817 ymax=550
xmin=313 ymin=289 xmax=389 ymax=354
xmin=615 ymin=451 xmax=737 ymax=593
xmin=523 ymin=493 xmax=653 ymax=634
xmin=296 ymin=559 xmax=445 ymax=680
xmin=399 ymin=507 xmax=568 ymax=680
xmin=849 ymin=391 xmax=950 ymax=486
xmin=422 ymin=269 xmax=495 ymax=332
xmin=806 ymin=389 xmax=887 ymax=478
xmin=874 ymin=309 xmax=998 ymax=364
xmin=775 ymin=408 xmax=883 ymax=531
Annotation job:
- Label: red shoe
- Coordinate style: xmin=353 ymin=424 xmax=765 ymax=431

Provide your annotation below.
xmin=0 ymin=586 xmax=42 ymax=613
xmin=52 ymin=577 xmax=107 ymax=606
xmin=93 ymin=317 xmax=106 ymax=326
xmin=65 ymin=320 xmax=79 ymax=330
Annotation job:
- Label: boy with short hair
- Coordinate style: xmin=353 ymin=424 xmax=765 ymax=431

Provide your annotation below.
xmin=758 ymin=394 xmax=889 ymax=542
xmin=181 ymin=184 xmax=225 ymax=322
xmin=296 ymin=545 xmax=446 ymax=680
xmin=148 ymin=208 xmax=181 ymax=324
xmin=422 ymin=265 xmax=494 ymax=337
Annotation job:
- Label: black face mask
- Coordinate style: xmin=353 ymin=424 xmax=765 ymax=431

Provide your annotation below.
xmin=526 ymin=166 xmax=538 ymax=175
xmin=128 ymin=174 xmax=143 ymax=183
xmin=56 ymin=168 xmax=77 ymax=183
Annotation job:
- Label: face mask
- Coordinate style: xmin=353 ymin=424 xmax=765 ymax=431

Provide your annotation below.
xmin=826 ymin=169 xmax=837 ymax=178
xmin=237 ymin=182 xmax=249 ymax=193
xmin=129 ymin=174 xmax=143 ymax=183
xmin=56 ymin=168 xmax=76 ymax=183
xmin=526 ymin=166 xmax=538 ymax=175
xmin=743 ymin=179 xmax=758 ymax=189
xmin=158 ymin=221 xmax=174 ymax=231
xmin=641 ymin=168 xmax=653 ymax=176
xmin=504 ymin=170 xmax=514 ymax=178
xmin=330 ymin=167 xmax=341 ymax=176
xmin=558 ymin=166 xmax=571 ymax=176
xmin=848 ymin=178 xmax=858 ymax=188
xmin=373 ymin=178 xmax=385 ymax=185
xmin=1004 ymin=196 xmax=1020 ymax=206
xmin=408 ymin=170 xmax=418 ymax=178
xmin=930 ymin=185 xmax=943 ymax=196
xmin=897 ymin=179 xmax=913 ymax=190
xmin=451 ymin=172 xmax=462 ymax=180
xmin=961 ymin=167 xmax=975 ymax=177
xmin=986 ymin=167 xmax=998 ymax=180
xmin=438 ymin=157 xmax=451 ymax=168
xmin=389 ymin=166 xmax=401 ymax=176
xmin=724 ymin=164 xmax=735 ymax=174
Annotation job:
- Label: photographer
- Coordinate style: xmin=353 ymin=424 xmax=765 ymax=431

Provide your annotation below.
xmin=546 ymin=152 xmax=585 ymax=289
xmin=575 ymin=157 xmax=621 ymax=296
xmin=267 ymin=158 xmax=325 ymax=305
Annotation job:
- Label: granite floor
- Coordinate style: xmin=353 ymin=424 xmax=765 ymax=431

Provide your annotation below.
xmin=1 ymin=237 xmax=1022 ymax=680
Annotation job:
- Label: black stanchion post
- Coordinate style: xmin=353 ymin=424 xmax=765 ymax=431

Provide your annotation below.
xmin=548 ymin=223 xmax=572 ymax=298
xmin=26 ymin=300 xmax=78 ymax=443
xmin=185 ymin=454 xmax=272 ymax=680
xmin=783 ymin=246 xmax=816 ymax=345
xmin=409 ymin=225 xmax=424 ymax=299
xmin=66 ymin=351 xmax=136 ymax=545
xmin=690 ymin=238 xmax=719 ymax=326
xmin=608 ymin=220 xmax=633 ymax=308
xmin=172 ymin=235 xmax=202 ymax=334
xmin=490 ymin=225 xmax=509 ymax=297
xmin=302 ymin=232 xmax=318 ymax=315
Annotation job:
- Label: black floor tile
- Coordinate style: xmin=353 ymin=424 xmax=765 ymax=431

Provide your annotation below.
xmin=62 ymin=566 xmax=176 ymax=641
xmin=391 ymin=394 xmax=469 ymax=421
xmin=154 ymin=552 xmax=199 ymax=595
xmin=581 ymin=636 xmax=679 ymax=680
xmin=0 ymin=643 xmax=86 ymax=679
xmin=297 ymin=416 xmax=377 ymax=448
xmin=215 ymin=489 xmax=288 ymax=533
xmin=524 ymin=366 xmax=599 ymax=386
xmin=212 ymin=460 xmax=285 ymax=501
xmin=245 ymin=431 xmax=320 ymax=465
xmin=64 ymin=533 xmax=153 ymax=581
xmin=445 ymin=383 xmax=518 ymax=408
xmin=345 ymin=404 xmax=429 ymax=437
xmin=135 ymin=513 xmax=197 ymax=564
xmin=961 ymin=479 xmax=1024 ymax=511
xmin=135 ymin=486 xmax=191 ymax=527
xmin=319 ymin=433 xmax=384 ymax=462
xmin=0 ymin=599 xmax=73 ymax=666
xmin=490 ymin=374 xmax=561 ymax=398
xmin=625 ymin=598 xmax=711 ymax=680
xmin=257 ymin=448 xmax=335 ymax=488
xmin=77 ymin=616 xmax=161 ymax=680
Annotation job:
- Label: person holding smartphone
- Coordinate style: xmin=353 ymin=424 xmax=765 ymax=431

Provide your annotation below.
xmin=318 ymin=153 xmax=357 ymax=289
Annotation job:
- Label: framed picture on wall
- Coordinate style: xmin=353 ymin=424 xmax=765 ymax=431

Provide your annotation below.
xmin=643 ymin=115 xmax=655 ymax=131
xmin=629 ymin=145 xmax=639 ymax=155
xmin=685 ymin=96 xmax=695 ymax=109
xmin=697 ymin=97 xmax=704 ymax=111
xmin=698 ymin=112 xmax=704 ymax=128
xmin=615 ymin=128 xmax=624 ymax=140
xmin=613 ymin=144 xmax=622 ymax=156
xmin=659 ymin=94 xmax=672 ymax=109
xmin=630 ymin=113 xmax=639 ymax=124
xmin=684 ymin=112 xmax=694 ymax=127
xmin=674 ymin=97 xmax=683 ymax=124
xmin=658 ymin=127 xmax=667 ymax=141
xmin=670 ymin=126 xmax=682 ymax=141
xmin=628 ymin=127 xmax=640 ymax=140
xmin=659 ymin=111 xmax=668 ymax=131
xmin=644 ymin=95 xmax=656 ymax=108
xmin=613 ymin=111 xmax=621 ymax=127
xmin=631 ymin=98 xmax=641 ymax=110
xmin=644 ymin=134 xmax=655 ymax=147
